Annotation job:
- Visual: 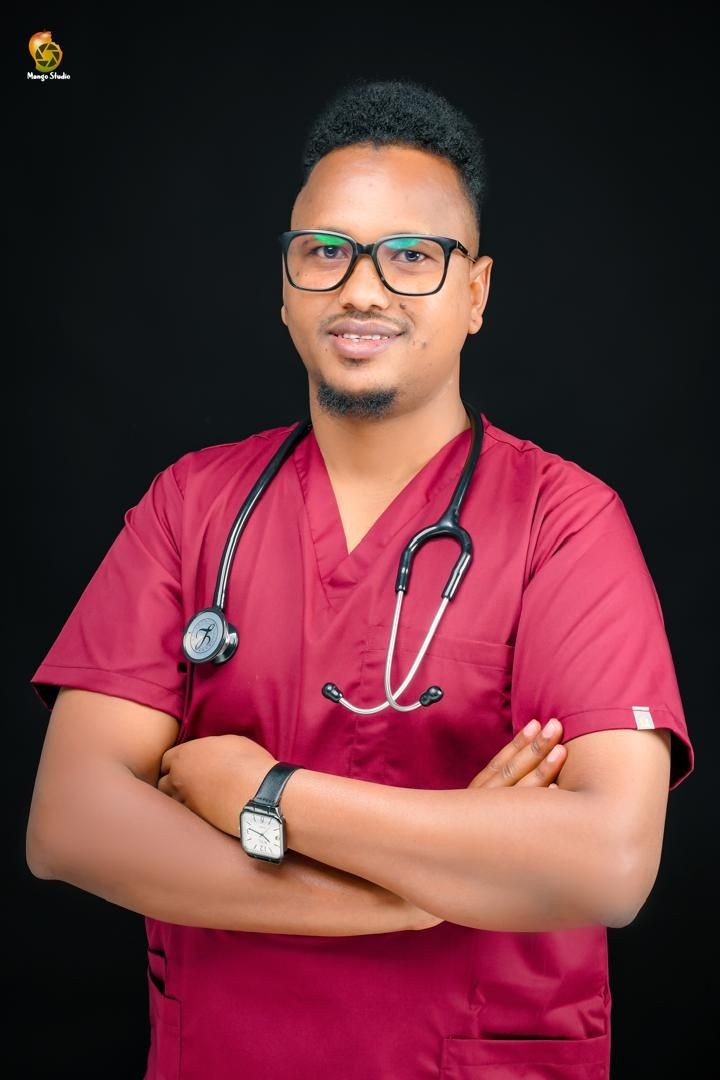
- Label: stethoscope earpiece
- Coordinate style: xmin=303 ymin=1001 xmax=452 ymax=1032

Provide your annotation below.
xmin=182 ymin=606 xmax=239 ymax=665
xmin=321 ymin=683 xmax=343 ymax=703
xmin=419 ymin=686 xmax=444 ymax=707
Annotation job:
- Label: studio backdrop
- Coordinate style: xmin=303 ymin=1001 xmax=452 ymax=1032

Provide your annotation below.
xmin=11 ymin=7 xmax=713 ymax=1077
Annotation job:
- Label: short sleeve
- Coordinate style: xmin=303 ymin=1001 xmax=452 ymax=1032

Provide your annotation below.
xmin=30 ymin=458 xmax=188 ymax=721
xmin=510 ymin=482 xmax=694 ymax=791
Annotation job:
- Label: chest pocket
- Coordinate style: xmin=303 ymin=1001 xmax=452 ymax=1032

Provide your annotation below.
xmin=350 ymin=622 xmax=514 ymax=789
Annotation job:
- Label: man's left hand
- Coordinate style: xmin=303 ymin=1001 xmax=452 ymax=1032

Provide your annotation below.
xmin=158 ymin=734 xmax=278 ymax=836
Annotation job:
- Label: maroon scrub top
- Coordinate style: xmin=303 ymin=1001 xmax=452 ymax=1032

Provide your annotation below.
xmin=30 ymin=411 xmax=694 ymax=1080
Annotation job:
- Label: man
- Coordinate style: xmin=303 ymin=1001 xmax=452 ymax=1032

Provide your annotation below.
xmin=27 ymin=78 xmax=693 ymax=1079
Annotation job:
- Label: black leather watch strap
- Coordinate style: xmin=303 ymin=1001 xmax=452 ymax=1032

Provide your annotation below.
xmin=251 ymin=762 xmax=304 ymax=809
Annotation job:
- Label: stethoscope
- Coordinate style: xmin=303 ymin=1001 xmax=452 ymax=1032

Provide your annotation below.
xmin=182 ymin=398 xmax=484 ymax=713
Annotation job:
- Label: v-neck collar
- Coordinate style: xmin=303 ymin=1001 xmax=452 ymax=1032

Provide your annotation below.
xmin=293 ymin=412 xmax=493 ymax=597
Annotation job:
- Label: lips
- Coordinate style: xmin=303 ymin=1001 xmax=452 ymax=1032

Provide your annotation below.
xmin=328 ymin=319 xmax=403 ymax=338
xmin=331 ymin=331 xmax=394 ymax=338
xmin=328 ymin=330 xmax=403 ymax=360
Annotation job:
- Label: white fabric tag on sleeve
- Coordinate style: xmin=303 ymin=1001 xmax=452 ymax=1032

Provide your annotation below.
xmin=631 ymin=705 xmax=656 ymax=729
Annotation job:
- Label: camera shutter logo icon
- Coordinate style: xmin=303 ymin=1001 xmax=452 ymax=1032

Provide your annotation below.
xmin=28 ymin=31 xmax=63 ymax=73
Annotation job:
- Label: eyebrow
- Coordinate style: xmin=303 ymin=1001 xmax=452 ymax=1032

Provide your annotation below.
xmin=315 ymin=226 xmax=432 ymax=237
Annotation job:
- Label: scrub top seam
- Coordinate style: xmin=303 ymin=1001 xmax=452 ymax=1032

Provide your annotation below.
xmin=555 ymin=703 xmax=677 ymax=722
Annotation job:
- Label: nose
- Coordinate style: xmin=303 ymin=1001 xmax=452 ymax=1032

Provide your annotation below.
xmin=335 ymin=251 xmax=390 ymax=307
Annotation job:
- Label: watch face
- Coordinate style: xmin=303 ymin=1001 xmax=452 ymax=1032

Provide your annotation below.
xmin=241 ymin=809 xmax=283 ymax=859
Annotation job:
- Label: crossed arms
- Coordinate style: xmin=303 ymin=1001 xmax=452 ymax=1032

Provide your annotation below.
xmin=26 ymin=688 xmax=672 ymax=935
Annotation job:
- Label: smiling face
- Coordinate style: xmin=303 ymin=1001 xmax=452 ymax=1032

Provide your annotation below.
xmin=280 ymin=144 xmax=492 ymax=420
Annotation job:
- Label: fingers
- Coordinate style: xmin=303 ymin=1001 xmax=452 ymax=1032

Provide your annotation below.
xmin=518 ymin=721 xmax=569 ymax=790
xmin=474 ymin=718 xmax=565 ymax=789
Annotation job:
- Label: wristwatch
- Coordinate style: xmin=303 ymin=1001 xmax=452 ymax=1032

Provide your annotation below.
xmin=239 ymin=762 xmax=304 ymax=864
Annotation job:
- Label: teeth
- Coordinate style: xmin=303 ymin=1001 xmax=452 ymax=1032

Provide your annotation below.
xmin=338 ymin=333 xmax=390 ymax=340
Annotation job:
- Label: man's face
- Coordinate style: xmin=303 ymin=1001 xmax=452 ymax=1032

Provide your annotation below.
xmin=280 ymin=144 xmax=492 ymax=420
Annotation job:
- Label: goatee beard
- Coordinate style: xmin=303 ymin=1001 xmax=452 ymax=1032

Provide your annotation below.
xmin=315 ymin=379 xmax=398 ymax=420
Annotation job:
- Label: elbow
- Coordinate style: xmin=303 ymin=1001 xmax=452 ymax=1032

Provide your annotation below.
xmin=26 ymin=826 xmax=59 ymax=880
xmin=599 ymin=841 xmax=655 ymax=929
xmin=26 ymin=780 xmax=78 ymax=881
xmin=602 ymin=903 xmax=638 ymax=929
xmin=28 ymin=860 xmax=57 ymax=881
xmin=26 ymin=802 xmax=68 ymax=880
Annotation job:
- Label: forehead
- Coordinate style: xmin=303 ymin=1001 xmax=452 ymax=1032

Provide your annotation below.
xmin=291 ymin=144 xmax=472 ymax=242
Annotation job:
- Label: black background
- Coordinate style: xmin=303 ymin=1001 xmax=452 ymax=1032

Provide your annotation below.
xmin=11 ymin=5 xmax=715 ymax=1076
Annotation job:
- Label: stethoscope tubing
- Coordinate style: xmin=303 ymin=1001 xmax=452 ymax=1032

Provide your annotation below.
xmin=213 ymin=418 xmax=313 ymax=611
xmin=182 ymin=400 xmax=484 ymax=713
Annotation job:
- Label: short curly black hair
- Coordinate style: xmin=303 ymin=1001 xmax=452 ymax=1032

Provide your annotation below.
xmin=298 ymin=77 xmax=488 ymax=256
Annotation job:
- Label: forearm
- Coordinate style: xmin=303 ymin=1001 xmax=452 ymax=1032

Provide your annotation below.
xmin=281 ymin=771 xmax=632 ymax=932
xmin=27 ymin=762 xmax=419 ymax=936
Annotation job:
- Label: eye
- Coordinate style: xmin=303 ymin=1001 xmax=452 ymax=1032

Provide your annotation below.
xmin=312 ymin=245 xmax=346 ymax=260
xmin=394 ymin=248 xmax=426 ymax=264
xmin=381 ymin=237 xmax=440 ymax=266
xmin=307 ymin=233 xmax=351 ymax=261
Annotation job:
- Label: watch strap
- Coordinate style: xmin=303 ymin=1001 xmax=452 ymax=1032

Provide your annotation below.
xmin=251 ymin=762 xmax=304 ymax=809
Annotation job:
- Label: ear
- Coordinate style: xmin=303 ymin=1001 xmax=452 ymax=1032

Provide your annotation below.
xmin=280 ymin=304 xmax=287 ymax=327
xmin=468 ymin=256 xmax=493 ymax=335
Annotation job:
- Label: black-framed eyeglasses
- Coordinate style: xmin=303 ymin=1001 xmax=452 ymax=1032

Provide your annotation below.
xmin=278 ymin=229 xmax=478 ymax=296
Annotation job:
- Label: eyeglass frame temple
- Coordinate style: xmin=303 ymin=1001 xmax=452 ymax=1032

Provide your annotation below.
xmin=277 ymin=229 xmax=478 ymax=295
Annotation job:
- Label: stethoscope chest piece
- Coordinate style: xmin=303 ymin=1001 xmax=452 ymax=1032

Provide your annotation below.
xmin=182 ymin=606 xmax=238 ymax=665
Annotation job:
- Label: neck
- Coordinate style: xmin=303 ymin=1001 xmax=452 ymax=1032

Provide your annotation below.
xmin=308 ymin=390 xmax=471 ymax=489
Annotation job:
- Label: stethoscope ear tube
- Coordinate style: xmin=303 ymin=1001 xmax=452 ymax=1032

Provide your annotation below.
xmin=442 ymin=539 xmax=472 ymax=601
